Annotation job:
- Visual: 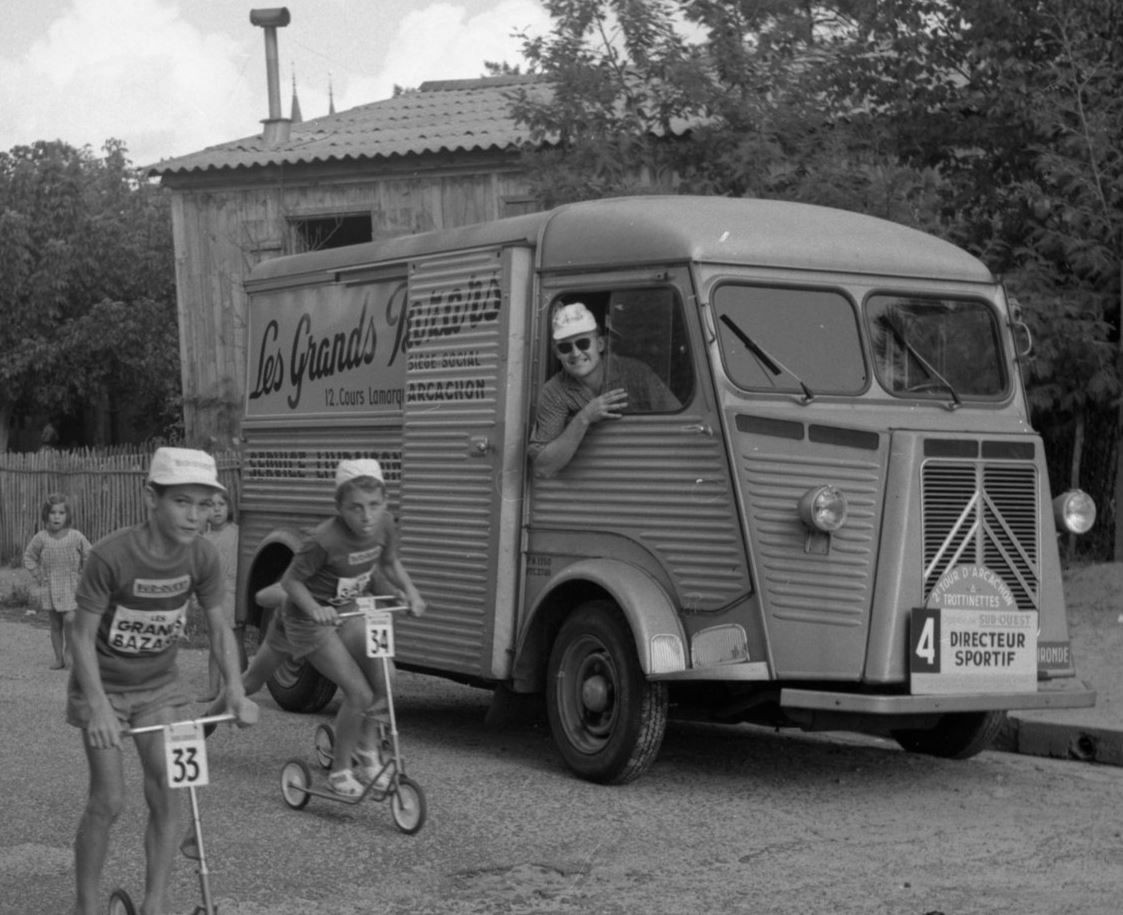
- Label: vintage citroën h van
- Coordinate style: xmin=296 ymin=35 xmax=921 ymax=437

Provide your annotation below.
xmin=235 ymin=196 xmax=1095 ymax=784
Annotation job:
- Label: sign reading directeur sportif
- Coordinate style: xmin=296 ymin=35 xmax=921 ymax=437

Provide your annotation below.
xmin=910 ymin=564 xmax=1038 ymax=694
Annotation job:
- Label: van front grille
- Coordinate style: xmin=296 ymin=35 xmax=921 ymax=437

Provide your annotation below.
xmin=922 ymin=460 xmax=1039 ymax=610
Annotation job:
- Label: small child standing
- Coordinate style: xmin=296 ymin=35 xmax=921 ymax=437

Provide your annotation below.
xmin=279 ymin=458 xmax=425 ymax=795
xmin=23 ymin=493 xmax=92 ymax=669
xmin=201 ymin=490 xmax=239 ymax=700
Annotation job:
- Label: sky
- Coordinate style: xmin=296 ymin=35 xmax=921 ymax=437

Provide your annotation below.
xmin=0 ymin=0 xmax=552 ymax=167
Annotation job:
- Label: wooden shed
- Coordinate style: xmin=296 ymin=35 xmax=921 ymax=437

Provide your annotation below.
xmin=148 ymin=74 xmax=547 ymax=445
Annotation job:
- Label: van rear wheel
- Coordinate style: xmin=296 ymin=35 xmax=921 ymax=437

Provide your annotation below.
xmin=267 ymin=657 xmax=337 ymax=713
xmin=892 ymin=710 xmax=1006 ymax=759
xmin=246 ymin=603 xmax=337 ymax=713
xmin=547 ymin=601 xmax=667 ymax=785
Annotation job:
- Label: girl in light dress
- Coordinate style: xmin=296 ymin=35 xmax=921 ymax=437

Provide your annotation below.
xmin=23 ymin=493 xmax=92 ymax=669
xmin=201 ymin=490 xmax=239 ymax=699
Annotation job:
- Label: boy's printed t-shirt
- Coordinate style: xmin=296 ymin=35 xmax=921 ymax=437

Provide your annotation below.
xmin=286 ymin=514 xmax=396 ymax=607
xmin=74 ymin=524 xmax=224 ymax=692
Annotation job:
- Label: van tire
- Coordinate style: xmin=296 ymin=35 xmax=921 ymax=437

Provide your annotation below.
xmin=546 ymin=600 xmax=668 ymax=784
xmin=266 ymin=657 xmax=337 ymax=713
xmin=245 ymin=601 xmax=337 ymax=713
xmin=892 ymin=710 xmax=1006 ymax=759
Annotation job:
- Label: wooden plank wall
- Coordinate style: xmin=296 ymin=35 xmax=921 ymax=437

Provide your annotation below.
xmin=0 ymin=449 xmax=241 ymax=563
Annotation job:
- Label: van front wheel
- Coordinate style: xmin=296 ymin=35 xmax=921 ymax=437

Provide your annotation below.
xmin=547 ymin=601 xmax=667 ymax=785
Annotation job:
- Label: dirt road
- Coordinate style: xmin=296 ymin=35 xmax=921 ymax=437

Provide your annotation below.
xmin=4 ymin=613 xmax=1123 ymax=915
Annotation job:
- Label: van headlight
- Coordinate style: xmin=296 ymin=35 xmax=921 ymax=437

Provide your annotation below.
xmin=798 ymin=485 xmax=848 ymax=532
xmin=1053 ymin=490 xmax=1096 ymax=534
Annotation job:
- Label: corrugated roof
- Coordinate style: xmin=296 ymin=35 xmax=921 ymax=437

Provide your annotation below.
xmin=148 ymin=75 xmax=549 ymax=177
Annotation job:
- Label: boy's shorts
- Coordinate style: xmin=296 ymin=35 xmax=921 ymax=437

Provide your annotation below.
xmin=66 ymin=677 xmax=191 ymax=730
xmin=279 ymin=607 xmax=340 ymax=659
xmin=262 ymin=607 xmax=298 ymax=655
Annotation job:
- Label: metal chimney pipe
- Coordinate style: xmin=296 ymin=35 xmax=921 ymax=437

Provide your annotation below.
xmin=250 ymin=8 xmax=292 ymax=144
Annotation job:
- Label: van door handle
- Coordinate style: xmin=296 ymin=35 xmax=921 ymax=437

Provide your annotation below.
xmin=680 ymin=424 xmax=713 ymax=436
xmin=469 ymin=435 xmax=492 ymax=455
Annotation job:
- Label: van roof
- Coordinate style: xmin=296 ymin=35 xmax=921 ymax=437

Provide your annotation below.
xmin=246 ymin=196 xmax=995 ymax=286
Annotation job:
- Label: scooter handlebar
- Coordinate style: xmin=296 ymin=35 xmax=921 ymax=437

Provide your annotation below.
xmin=123 ymin=712 xmax=241 ymax=737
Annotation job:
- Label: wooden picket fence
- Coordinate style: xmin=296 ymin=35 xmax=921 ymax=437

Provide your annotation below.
xmin=0 ymin=447 xmax=241 ymax=564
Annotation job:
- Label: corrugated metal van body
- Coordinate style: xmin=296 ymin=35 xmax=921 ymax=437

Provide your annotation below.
xmin=239 ymin=241 xmax=533 ymax=683
xmin=526 ymin=264 xmax=758 ymax=667
xmin=395 ymin=245 xmax=532 ymax=679
xmin=240 ymin=270 xmax=410 ymax=583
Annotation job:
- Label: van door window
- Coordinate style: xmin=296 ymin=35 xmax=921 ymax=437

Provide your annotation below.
xmin=867 ymin=295 xmax=1007 ymax=399
xmin=548 ymin=288 xmax=693 ymax=410
xmin=713 ymin=284 xmax=866 ymax=394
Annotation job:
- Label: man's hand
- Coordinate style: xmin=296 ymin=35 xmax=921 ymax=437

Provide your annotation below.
xmin=581 ymin=387 xmax=629 ymax=424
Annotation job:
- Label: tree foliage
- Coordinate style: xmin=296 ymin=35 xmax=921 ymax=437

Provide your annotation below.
xmin=0 ymin=140 xmax=179 ymax=449
xmin=511 ymin=0 xmax=1123 ymax=421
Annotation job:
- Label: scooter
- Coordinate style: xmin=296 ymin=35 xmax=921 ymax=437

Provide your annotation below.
xmin=278 ymin=597 xmax=427 ymax=834
xmin=107 ymin=712 xmax=249 ymax=915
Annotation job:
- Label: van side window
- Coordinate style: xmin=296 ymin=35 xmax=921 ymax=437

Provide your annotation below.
xmin=549 ymin=288 xmax=693 ymax=410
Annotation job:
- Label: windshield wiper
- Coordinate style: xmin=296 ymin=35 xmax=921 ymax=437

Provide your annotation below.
xmin=719 ymin=314 xmax=815 ymax=403
xmin=881 ymin=313 xmax=961 ymax=409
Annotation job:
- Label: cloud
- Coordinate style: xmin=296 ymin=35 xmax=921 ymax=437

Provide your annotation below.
xmin=0 ymin=0 xmax=255 ymax=165
xmin=336 ymin=0 xmax=549 ymax=111
xmin=0 ymin=0 xmax=553 ymax=165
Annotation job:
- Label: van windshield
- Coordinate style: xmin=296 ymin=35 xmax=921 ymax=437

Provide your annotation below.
xmin=867 ymin=295 xmax=1007 ymax=399
xmin=713 ymin=284 xmax=867 ymax=394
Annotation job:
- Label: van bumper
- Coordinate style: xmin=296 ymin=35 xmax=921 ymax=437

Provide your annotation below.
xmin=781 ymin=682 xmax=1097 ymax=715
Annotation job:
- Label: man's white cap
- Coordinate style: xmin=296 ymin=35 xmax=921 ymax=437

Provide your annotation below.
xmin=552 ymin=302 xmax=598 ymax=341
xmin=147 ymin=447 xmax=226 ymax=492
xmin=335 ymin=458 xmax=384 ymax=489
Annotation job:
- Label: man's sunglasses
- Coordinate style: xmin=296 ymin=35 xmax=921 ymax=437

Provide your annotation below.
xmin=555 ymin=336 xmax=595 ymax=355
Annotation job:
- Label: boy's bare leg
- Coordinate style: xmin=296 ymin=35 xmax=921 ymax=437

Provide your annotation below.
xmin=74 ymin=742 xmax=126 ymax=915
xmin=338 ymin=619 xmax=390 ymax=753
xmin=135 ymin=728 xmax=181 ymax=915
xmin=203 ymin=640 xmax=285 ymax=719
xmin=307 ymin=637 xmax=374 ymax=779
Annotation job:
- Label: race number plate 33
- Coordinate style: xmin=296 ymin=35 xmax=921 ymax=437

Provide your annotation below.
xmin=910 ymin=563 xmax=1038 ymax=695
xmin=165 ymin=720 xmax=210 ymax=788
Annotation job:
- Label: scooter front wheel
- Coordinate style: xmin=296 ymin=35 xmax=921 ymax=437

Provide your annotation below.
xmin=107 ymin=888 xmax=137 ymax=915
xmin=280 ymin=759 xmax=312 ymax=810
xmin=390 ymin=775 xmax=427 ymax=834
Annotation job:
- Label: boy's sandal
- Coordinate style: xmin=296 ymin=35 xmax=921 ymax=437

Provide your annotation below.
xmin=328 ymin=769 xmax=365 ymax=797
xmin=354 ymin=749 xmax=394 ymax=790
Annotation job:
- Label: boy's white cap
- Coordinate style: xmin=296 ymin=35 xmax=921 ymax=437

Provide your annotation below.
xmin=552 ymin=302 xmax=598 ymax=341
xmin=335 ymin=458 xmax=384 ymax=489
xmin=147 ymin=447 xmax=226 ymax=492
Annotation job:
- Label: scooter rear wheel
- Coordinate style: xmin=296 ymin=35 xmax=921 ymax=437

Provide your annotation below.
xmin=390 ymin=775 xmax=427 ymax=834
xmin=108 ymin=888 xmax=137 ymax=915
xmin=280 ymin=758 xmax=312 ymax=810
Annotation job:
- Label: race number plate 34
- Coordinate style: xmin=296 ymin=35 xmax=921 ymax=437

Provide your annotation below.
xmin=363 ymin=610 xmax=395 ymax=659
xmin=910 ymin=563 xmax=1037 ymax=695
